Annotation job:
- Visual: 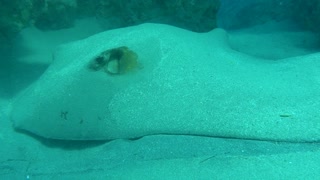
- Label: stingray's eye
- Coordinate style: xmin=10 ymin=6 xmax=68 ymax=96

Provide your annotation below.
xmin=110 ymin=48 xmax=124 ymax=60
xmin=95 ymin=56 xmax=105 ymax=65
xmin=88 ymin=46 xmax=139 ymax=75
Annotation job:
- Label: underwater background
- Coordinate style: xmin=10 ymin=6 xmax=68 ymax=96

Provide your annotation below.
xmin=1 ymin=0 xmax=320 ymax=179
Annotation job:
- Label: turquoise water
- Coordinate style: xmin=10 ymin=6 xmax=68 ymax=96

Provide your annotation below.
xmin=1 ymin=0 xmax=320 ymax=179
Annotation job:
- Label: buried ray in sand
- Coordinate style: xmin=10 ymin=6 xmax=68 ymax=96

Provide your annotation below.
xmin=10 ymin=23 xmax=320 ymax=142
